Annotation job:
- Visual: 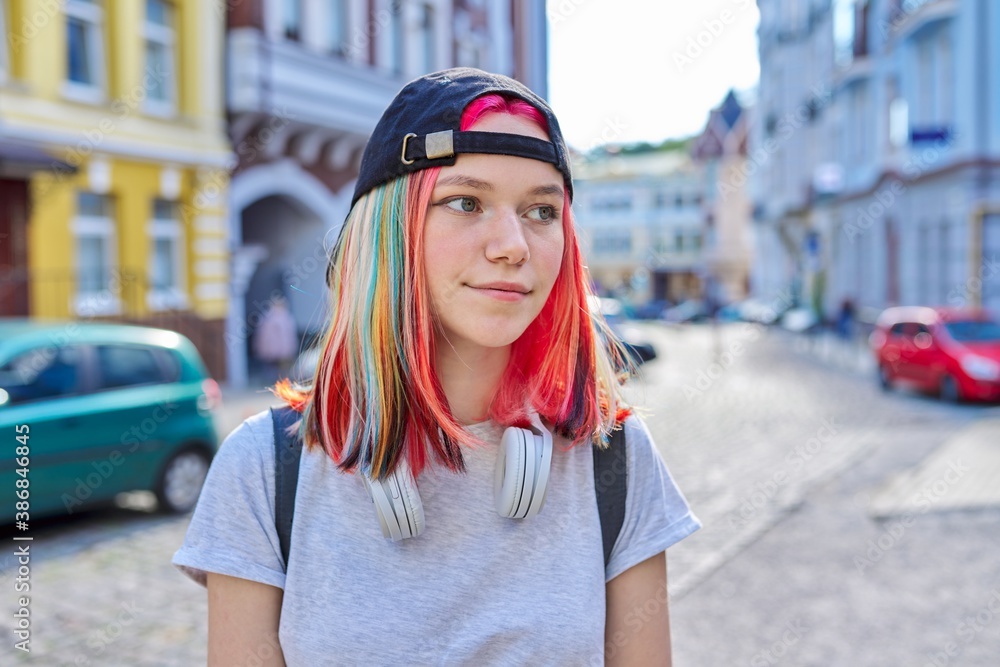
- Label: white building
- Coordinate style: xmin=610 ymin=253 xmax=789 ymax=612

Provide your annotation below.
xmin=572 ymin=149 xmax=705 ymax=306
xmin=754 ymin=0 xmax=1000 ymax=321
xmin=225 ymin=0 xmax=549 ymax=386
xmin=692 ymin=90 xmax=754 ymax=305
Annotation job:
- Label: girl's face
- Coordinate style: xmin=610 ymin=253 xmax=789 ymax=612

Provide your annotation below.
xmin=423 ymin=113 xmax=566 ymax=355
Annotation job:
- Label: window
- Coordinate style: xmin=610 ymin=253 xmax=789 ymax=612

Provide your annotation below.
xmin=143 ymin=0 xmax=177 ymax=116
xmin=937 ymin=32 xmax=953 ymax=127
xmin=64 ymin=0 xmax=106 ymax=102
xmin=96 ymin=346 xmax=165 ymax=390
xmin=149 ymin=199 xmax=187 ymax=310
xmin=417 ymin=3 xmax=436 ymax=72
xmin=328 ymin=0 xmax=349 ymax=55
xmin=73 ymin=192 xmax=119 ymax=316
xmin=388 ymin=0 xmax=404 ymax=75
xmin=832 ymin=0 xmax=855 ymax=66
xmin=0 ymin=346 xmax=82 ymax=405
xmin=283 ymin=0 xmax=302 ymax=40
xmin=916 ymin=36 xmax=934 ymax=127
xmin=591 ymin=231 xmax=632 ymax=255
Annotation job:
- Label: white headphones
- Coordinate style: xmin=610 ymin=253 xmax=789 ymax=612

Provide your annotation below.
xmin=360 ymin=413 xmax=553 ymax=541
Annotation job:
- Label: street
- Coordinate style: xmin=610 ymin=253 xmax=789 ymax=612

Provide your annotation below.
xmin=1 ymin=323 xmax=998 ymax=666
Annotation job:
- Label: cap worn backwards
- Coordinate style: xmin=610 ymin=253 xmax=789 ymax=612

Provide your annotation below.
xmin=351 ymin=67 xmax=574 ymax=207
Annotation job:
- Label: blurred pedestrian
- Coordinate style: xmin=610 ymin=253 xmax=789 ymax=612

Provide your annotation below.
xmin=173 ymin=68 xmax=699 ymax=665
xmin=837 ymin=297 xmax=856 ymax=340
xmin=252 ymin=294 xmax=298 ymax=381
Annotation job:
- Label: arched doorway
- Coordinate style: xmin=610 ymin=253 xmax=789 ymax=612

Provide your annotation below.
xmin=227 ymin=160 xmax=351 ymax=388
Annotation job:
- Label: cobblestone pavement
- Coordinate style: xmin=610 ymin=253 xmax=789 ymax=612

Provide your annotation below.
xmin=1 ymin=323 xmax=997 ymax=665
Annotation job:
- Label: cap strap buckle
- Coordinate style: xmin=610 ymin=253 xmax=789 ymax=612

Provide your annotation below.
xmin=424 ymin=130 xmax=455 ymax=160
xmin=400 ymin=133 xmax=418 ymax=165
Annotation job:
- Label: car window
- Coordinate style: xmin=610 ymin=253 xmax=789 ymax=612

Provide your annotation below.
xmin=0 ymin=346 xmax=82 ymax=405
xmin=943 ymin=320 xmax=1000 ymax=342
xmin=96 ymin=345 xmax=166 ymax=390
xmin=888 ymin=323 xmax=909 ymax=336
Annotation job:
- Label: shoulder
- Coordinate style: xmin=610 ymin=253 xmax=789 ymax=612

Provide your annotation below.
xmin=207 ymin=409 xmax=278 ymax=484
xmin=619 ymin=411 xmax=659 ymax=461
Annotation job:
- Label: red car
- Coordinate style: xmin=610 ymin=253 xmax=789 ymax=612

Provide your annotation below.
xmin=870 ymin=306 xmax=1000 ymax=402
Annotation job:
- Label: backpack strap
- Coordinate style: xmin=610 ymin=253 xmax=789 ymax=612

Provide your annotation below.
xmin=271 ymin=408 xmax=628 ymax=572
xmin=593 ymin=424 xmax=628 ymax=569
xmin=271 ymin=406 xmax=303 ymax=572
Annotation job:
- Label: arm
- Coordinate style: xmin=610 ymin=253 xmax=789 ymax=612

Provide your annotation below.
xmin=207 ymin=572 xmax=287 ymax=667
xmin=604 ymin=552 xmax=672 ymax=666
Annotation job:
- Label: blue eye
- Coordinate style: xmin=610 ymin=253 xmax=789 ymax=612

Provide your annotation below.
xmin=445 ymin=197 xmax=477 ymax=213
xmin=528 ymin=206 xmax=557 ymax=223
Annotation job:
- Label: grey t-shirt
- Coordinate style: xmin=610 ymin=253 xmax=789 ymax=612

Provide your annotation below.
xmin=172 ymin=409 xmax=699 ymax=666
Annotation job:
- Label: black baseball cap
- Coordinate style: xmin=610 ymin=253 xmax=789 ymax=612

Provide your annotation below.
xmin=350 ymin=67 xmax=574 ymax=207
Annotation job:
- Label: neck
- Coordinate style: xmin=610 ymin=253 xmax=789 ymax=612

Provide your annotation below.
xmin=435 ymin=337 xmax=511 ymax=425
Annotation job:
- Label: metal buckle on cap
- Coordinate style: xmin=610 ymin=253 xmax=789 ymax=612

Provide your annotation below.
xmin=424 ymin=130 xmax=454 ymax=160
xmin=400 ymin=133 xmax=418 ymax=165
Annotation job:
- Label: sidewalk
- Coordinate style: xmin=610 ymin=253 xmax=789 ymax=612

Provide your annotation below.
xmin=778 ymin=327 xmax=876 ymax=378
xmin=869 ymin=417 xmax=1000 ymax=516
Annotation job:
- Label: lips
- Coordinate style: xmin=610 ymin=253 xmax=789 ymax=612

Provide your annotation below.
xmin=469 ymin=281 xmax=530 ymax=294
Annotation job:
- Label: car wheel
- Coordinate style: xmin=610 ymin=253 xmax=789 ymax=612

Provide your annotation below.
xmin=155 ymin=447 xmax=211 ymax=514
xmin=939 ymin=374 xmax=961 ymax=404
xmin=878 ymin=365 xmax=893 ymax=391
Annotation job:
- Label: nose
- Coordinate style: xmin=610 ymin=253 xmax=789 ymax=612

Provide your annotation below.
xmin=486 ymin=207 xmax=529 ymax=265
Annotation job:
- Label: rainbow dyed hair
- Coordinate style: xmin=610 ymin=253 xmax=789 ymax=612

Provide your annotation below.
xmin=274 ymin=94 xmax=635 ymax=480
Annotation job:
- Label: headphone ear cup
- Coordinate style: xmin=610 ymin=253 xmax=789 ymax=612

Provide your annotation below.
xmin=395 ymin=458 xmax=425 ymax=537
xmin=365 ymin=458 xmax=424 ymax=541
xmin=522 ymin=422 xmax=552 ymax=519
xmin=495 ymin=426 xmax=528 ymax=518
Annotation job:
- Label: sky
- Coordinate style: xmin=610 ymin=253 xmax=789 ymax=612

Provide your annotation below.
xmin=547 ymin=0 xmax=762 ymax=152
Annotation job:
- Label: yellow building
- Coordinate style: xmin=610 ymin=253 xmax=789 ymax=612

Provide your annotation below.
xmin=0 ymin=0 xmax=232 ymax=378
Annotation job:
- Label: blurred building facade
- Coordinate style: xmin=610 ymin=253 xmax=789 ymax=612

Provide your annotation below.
xmin=572 ymin=149 xmax=705 ymax=306
xmin=692 ymin=90 xmax=753 ymax=306
xmin=224 ymin=0 xmax=548 ymax=387
xmin=0 ymin=0 xmax=232 ymax=378
xmin=754 ymin=0 xmax=1000 ymax=321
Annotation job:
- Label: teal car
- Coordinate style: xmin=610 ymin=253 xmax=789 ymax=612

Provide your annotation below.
xmin=0 ymin=319 xmax=220 ymax=524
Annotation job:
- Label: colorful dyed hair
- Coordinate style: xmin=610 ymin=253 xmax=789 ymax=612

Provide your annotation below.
xmin=274 ymin=94 xmax=635 ymax=480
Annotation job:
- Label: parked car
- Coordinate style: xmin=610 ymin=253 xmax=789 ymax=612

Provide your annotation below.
xmin=869 ymin=307 xmax=1000 ymax=402
xmin=0 ymin=319 xmax=221 ymax=523
xmin=633 ymin=299 xmax=672 ymax=320
xmin=663 ymin=299 xmax=708 ymax=324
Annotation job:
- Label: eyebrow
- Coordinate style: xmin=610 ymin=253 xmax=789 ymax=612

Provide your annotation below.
xmin=435 ymin=175 xmax=494 ymax=191
xmin=434 ymin=175 xmax=564 ymax=199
